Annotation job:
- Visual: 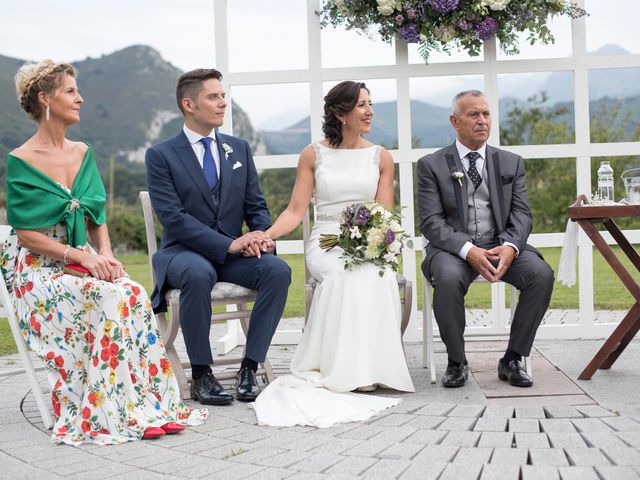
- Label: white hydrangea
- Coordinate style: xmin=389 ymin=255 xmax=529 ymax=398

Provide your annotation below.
xmin=434 ymin=25 xmax=456 ymax=43
xmin=480 ymin=0 xmax=511 ymax=11
xmin=364 ymin=243 xmax=380 ymax=260
xmin=376 ymin=0 xmax=395 ymax=16
xmin=366 ymin=227 xmax=385 ymax=249
xmin=349 ymin=226 xmax=362 ymax=239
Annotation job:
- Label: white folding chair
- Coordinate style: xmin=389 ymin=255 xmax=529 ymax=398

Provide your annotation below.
xmin=421 ymin=237 xmax=531 ymax=384
xmin=139 ymin=191 xmax=275 ymax=399
xmin=301 ymin=207 xmax=413 ymax=336
xmin=0 ymin=225 xmax=53 ymax=429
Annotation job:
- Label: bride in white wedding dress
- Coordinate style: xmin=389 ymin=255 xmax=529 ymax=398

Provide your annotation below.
xmin=252 ymin=81 xmax=414 ymax=428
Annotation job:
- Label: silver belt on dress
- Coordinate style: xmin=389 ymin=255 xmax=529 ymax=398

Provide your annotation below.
xmin=316 ymin=213 xmax=340 ymax=222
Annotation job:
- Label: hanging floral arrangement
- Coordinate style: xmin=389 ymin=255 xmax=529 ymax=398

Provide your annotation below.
xmin=318 ymin=0 xmax=587 ymax=62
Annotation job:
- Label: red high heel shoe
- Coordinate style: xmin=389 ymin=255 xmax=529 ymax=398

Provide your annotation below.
xmin=142 ymin=427 xmax=166 ymax=439
xmin=161 ymin=422 xmax=185 ymax=435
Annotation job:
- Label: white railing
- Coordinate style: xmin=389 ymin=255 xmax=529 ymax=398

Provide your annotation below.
xmin=211 ymin=0 xmax=640 ymax=345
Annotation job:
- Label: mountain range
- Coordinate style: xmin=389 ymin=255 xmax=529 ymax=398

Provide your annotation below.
xmin=0 ymin=44 xmax=638 ymax=204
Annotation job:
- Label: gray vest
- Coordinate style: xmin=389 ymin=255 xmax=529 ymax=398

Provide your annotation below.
xmin=465 ymin=164 xmax=497 ymax=246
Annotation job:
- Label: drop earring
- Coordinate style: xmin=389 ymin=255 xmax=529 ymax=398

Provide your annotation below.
xmin=45 ymin=105 xmax=50 ymax=122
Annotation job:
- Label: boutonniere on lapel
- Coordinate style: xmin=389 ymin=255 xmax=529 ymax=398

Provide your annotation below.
xmin=450 ymin=170 xmax=464 ymax=187
xmin=222 ymin=142 xmax=233 ymax=160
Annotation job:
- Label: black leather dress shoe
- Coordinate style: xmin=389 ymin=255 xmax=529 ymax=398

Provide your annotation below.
xmin=190 ymin=371 xmax=234 ymax=405
xmin=442 ymin=363 xmax=469 ymax=388
xmin=498 ymin=360 xmax=533 ymax=387
xmin=236 ymin=366 xmax=261 ymax=402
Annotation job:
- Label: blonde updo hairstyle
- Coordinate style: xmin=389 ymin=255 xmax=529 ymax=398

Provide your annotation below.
xmin=15 ymin=59 xmax=76 ymax=121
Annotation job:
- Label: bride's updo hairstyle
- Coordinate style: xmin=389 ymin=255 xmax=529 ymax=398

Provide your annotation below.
xmin=322 ymin=81 xmax=369 ymax=147
xmin=15 ymin=59 xmax=76 ymax=121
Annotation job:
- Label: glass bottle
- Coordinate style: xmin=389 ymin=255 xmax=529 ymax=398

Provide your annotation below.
xmin=597 ymin=161 xmax=615 ymax=204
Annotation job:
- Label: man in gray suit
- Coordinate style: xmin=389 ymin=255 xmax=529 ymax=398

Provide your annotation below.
xmin=417 ymin=90 xmax=554 ymax=388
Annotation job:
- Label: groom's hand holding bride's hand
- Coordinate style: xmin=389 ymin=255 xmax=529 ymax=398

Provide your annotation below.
xmin=229 ymin=231 xmax=273 ymax=256
xmin=241 ymin=236 xmax=275 ymax=258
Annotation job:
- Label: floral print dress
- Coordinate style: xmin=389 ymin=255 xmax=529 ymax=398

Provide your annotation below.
xmin=1 ymin=225 xmax=207 ymax=445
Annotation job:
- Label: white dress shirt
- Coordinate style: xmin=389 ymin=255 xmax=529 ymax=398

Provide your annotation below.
xmin=183 ymin=124 xmax=221 ymax=178
xmin=455 ymin=140 xmax=518 ymax=260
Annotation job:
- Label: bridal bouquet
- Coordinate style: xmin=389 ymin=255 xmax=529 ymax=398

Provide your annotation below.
xmin=319 ymin=202 xmax=410 ymax=275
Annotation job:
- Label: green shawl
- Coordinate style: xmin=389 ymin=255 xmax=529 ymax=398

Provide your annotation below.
xmin=6 ymin=146 xmax=106 ymax=248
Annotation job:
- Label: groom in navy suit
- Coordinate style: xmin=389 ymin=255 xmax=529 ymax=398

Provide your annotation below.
xmin=145 ymin=68 xmax=291 ymax=404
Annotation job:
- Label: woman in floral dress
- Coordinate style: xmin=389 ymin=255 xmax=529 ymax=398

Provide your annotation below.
xmin=2 ymin=59 xmax=207 ymax=445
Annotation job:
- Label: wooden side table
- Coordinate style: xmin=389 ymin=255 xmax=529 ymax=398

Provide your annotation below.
xmin=567 ymin=194 xmax=640 ymax=380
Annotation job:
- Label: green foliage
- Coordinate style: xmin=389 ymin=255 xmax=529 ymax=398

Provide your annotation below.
xmin=501 ymin=92 xmax=640 ymax=233
xmin=107 ymin=162 xmax=149 ymax=206
xmin=259 ymin=168 xmax=300 ymax=239
xmin=501 ymin=92 xmax=576 ymax=233
xmin=107 ymin=202 xmax=155 ymax=252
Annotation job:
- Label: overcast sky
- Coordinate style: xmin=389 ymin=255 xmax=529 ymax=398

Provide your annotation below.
xmin=1 ymin=0 xmax=637 ymax=129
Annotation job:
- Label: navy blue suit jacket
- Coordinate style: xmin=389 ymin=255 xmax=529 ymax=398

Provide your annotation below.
xmin=145 ymin=130 xmax=272 ymax=311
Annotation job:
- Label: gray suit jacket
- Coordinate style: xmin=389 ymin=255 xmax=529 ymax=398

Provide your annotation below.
xmin=416 ymin=142 xmax=535 ymax=272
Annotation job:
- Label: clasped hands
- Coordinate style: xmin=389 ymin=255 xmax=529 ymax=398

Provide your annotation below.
xmin=228 ymin=231 xmax=275 ymax=258
xmin=79 ymin=252 xmax=126 ymax=282
xmin=466 ymin=245 xmax=517 ymax=282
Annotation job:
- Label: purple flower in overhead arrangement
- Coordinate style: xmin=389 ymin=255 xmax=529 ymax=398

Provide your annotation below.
xmin=428 ymin=0 xmax=459 ymax=14
xmin=399 ymin=23 xmax=420 ymax=43
xmin=475 ymin=16 xmax=498 ymax=40
xmin=318 ymin=0 xmax=587 ymax=63
xmin=457 ymin=20 xmax=470 ymax=31
xmin=354 ymin=205 xmax=371 ymax=226
xmin=385 ymin=229 xmax=396 ymax=245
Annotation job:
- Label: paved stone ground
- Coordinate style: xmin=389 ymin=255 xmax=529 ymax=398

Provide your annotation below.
xmin=1 ymin=336 xmax=639 ymax=479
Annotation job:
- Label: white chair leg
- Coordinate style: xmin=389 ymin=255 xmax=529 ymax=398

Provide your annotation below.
xmin=422 ymin=281 xmax=428 ymax=369
xmin=2 ymin=281 xmax=53 ymax=429
xmin=423 ymin=280 xmax=437 ymax=384
xmin=523 ymin=355 xmax=533 ymax=377
xmin=509 ymin=285 xmax=517 ymax=321
xmin=159 ymin=305 xmax=190 ymax=400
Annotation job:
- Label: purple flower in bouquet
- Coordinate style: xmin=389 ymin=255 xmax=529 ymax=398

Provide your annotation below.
xmin=475 ymin=17 xmax=498 ymax=41
xmin=405 ymin=8 xmax=417 ymax=20
xmin=399 ymin=23 xmax=420 ymax=43
xmin=395 ymin=14 xmax=405 ymax=26
xmin=385 ymin=229 xmax=396 ymax=245
xmin=428 ymin=0 xmax=459 ymax=14
xmin=354 ymin=205 xmax=371 ymax=226
xmin=341 ymin=204 xmax=357 ymax=227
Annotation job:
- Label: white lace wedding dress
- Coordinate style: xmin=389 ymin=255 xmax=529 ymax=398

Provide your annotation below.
xmin=253 ymin=143 xmax=414 ymax=428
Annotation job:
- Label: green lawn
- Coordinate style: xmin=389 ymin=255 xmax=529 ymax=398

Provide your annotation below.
xmin=1 ymin=246 xmax=638 ymax=356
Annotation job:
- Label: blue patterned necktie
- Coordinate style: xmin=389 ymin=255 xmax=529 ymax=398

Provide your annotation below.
xmin=200 ymin=137 xmax=218 ymax=189
xmin=467 ymin=151 xmax=482 ymax=190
